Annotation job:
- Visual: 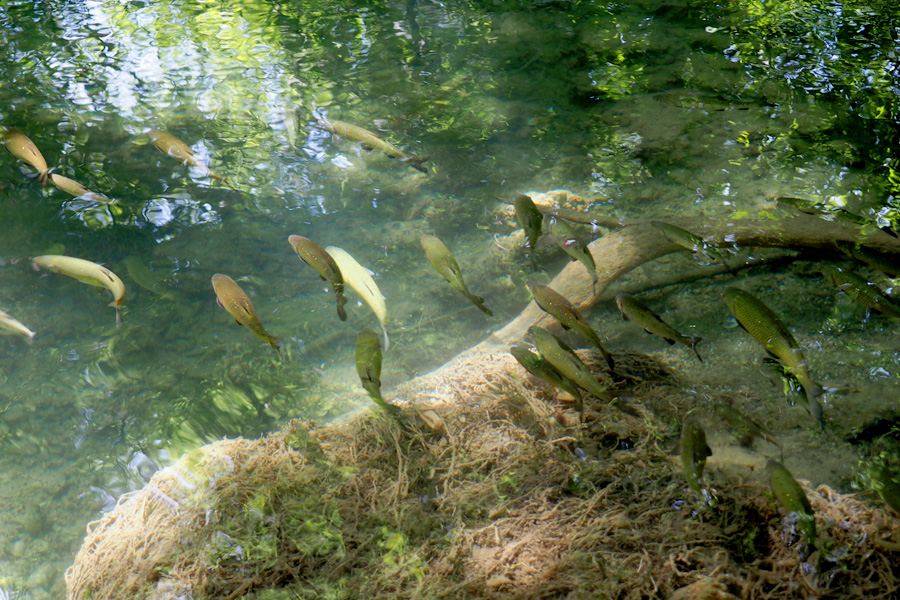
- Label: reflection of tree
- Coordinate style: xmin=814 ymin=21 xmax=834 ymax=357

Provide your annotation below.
xmin=727 ymin=0 xmax=900 ymax=199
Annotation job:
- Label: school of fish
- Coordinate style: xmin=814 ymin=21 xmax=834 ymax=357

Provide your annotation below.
xmin=3 ymin=119 xmax=898 ymax=549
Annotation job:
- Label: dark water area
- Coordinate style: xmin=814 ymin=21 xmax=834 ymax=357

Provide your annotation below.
xmin=1 ymin=0 xmax=899 ymax=597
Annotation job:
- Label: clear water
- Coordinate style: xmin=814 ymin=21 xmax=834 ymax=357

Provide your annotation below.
xmin=1 ymin=0 xmax=898 ymax=597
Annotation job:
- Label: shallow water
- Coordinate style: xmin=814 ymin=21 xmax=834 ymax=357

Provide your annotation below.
xmin=1 ymin=0 xmax=898 ymax=597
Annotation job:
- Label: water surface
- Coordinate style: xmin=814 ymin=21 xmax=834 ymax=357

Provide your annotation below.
xmin=1 ymin=0 xmax=898 ymax=597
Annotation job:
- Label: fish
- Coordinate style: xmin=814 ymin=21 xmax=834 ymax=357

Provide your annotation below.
xmin=421 ymin=234 xmax=492 ymax=316
xmin=282 ymin=107 xmax=300 ymax=150
xmin=835 ymin=241 xmax=900 ymax=278
xmin=527 ymin=281 xmax=614 ymax=372
xmin=1 ymin=127 xmax=49 ymax=184
xmin=715 ymin=402 xmax=778 ymax=447
xmin=288 ymin=235 xmax=347 ymax=321
xmin=211 ymin=273 xmax=281 ymax=353
xmin=776 ymin=196 xmax=897 ymax=237
xmin=651 ymin=221 xmax=726 ymax=264
xmin=529 ymin=326 xmax=614 ymax=409
xmin=679 ymin=415 xmax=712 ymax=497
xmin=509 ymin=343 xmax=582 ymax=401
xmin=32 ymin=255 xmax=125 ymax=326
xmin=724 ymin=288 xmax=823 ymax=405
xmin=355 ymin=327 xmax=402 ymax=418
xmin=325 ymin=246 xmax=389 ymax=349
xmin=538 ymin=205 xmax=623 ymax=229
xmin=122 ymin=256 xmax=178 ymax=301
xmin=513 ymin=194 xmax=544 ymax=264
xmin=0 ymin=309 xmax=35 ymax=341
xmin=821 ymin=263 xmax=900 ymax=318
xmin=48 ymin=174 xmax=114 ymax=204
xmin=759 ymin=357 xmax=821 ymax=423
xmin=871 ymin=465 xmax=900 ymax=515
xmin=148 ymin=129 xmax=235 ymax=189
xmin=767 ymin=459 xmax=816 ymax=546
xmin=547 ymin=216 xmax=597 ymax=284
xmin=318 ymin=117 xmax=428 ymax=173
xmin=615 ymin=293 xmax=702 ymax=361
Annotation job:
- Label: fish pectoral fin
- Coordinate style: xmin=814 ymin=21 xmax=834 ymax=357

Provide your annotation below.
xmin=664 ymin=337 xmax=676 ymax=345
xmin=360 ymin=142 xmax=374 ymax=152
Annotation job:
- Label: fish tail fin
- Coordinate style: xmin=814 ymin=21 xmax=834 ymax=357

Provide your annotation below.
xmin=404 ymin=155 xmax=430 ymax=173
xmin=109 ymin=301 xmax=122 ymax=327
xmin=209 ymin=171 xmax=237 ymax=191
xmin=470 ymin=294 xmax=493 ymax=316
xmin=808 ymin=395 xmax=824 ymax=428
xmin=600 ymin=347 xmax=615 ymax=373
xmin=809 ymin=381 xmax=824 ymax=397
xmin=336 ymin=301 xmax=348 ymax=322
xmin=381 ymin=324 xmax=390 ymax=351
xmin=690 ymin=337 xmax=703 ymax=362
xmin=268 ymin=336 xmax=284 ymax=355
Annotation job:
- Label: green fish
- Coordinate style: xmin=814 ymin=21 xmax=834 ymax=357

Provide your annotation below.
xmin=123 ymin=256 xmax=177 ymax=301
xmin=547 ymin=216 xmax=597 ymax=284
xmin=776 ymin=196 xmax=897 ymax=237
xmin=282 ymin=106 xmax=300 ymax=150
xmin=715 ymin=402 xmax=778 ymax=447
xmin=538 ymin=205 xmax=623 ymax=229
xmin=288 ymin=235 xmax=347 ymax=321
xmin=759 ymin=357 xmax=821 ymax=423
xmin=148 ymin=129 xmax=235 ymax=189
xmin=615 ymin=293 xmax=702 ymax=361
xmin=529 ymin=326 xmax=613 ymax=405
xmin=871 ymin=465 xmax=900 ymax=515
xmin=527 ymin=281 xmax=614 ymax=372
xmin=355 ymin=327 xmax=402 ymax=418
xmin=724 ymin=288 xmax=823 ymax=404
xmin=211 ymin=274 xmax=281 ymax=354
xmin=651 ymin=220 xmax=726 ymax=264
xmin=821 ymin=263 xmax=900 ymax=318
xmin=514 ymin=194 xmax=543 ymax=265
xmin=318 ymin=117 xmax=428 ymax=173
xmin=421 ymin=234 xmax=492 ymax=316
xmin=767 ymin=459 xmax=816 ymax=546
xmin=509 ymin=343 xmax=582 ymax=402
xmin=1 ymin=127 xmax=49 ymax=184
xmin=835 ymin=241 xmax=900 ymax=278
xmin=679 ymin=415 xmax=712 ymax=497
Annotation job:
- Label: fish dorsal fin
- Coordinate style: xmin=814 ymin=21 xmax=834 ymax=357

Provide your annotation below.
xmin=360 ymin=278 xmax=378 ymax=299
xmin=98 ymin=268 xmax=116 ymax=284
xmin=235 ymin=295 xmax=255 ymax=318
